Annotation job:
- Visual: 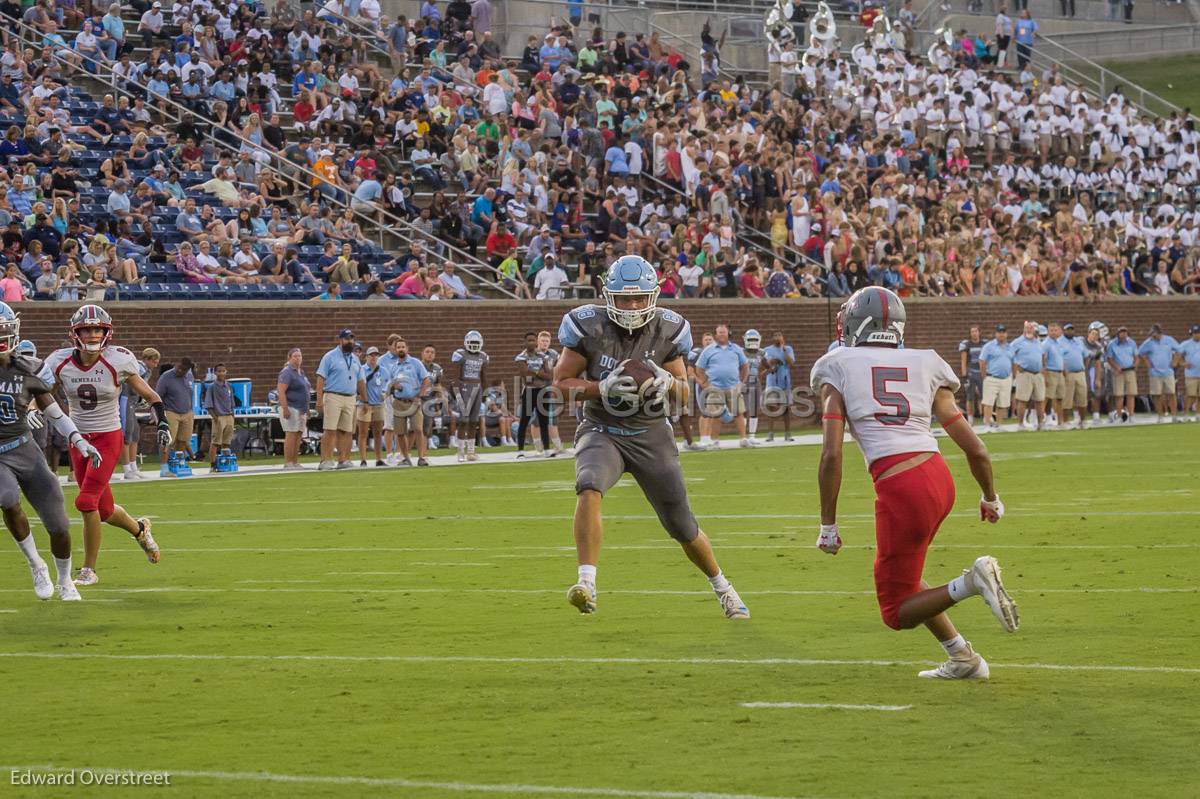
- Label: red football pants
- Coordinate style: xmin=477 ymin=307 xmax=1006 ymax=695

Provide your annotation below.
xmin=871 ymin=453 xmax=957 ymax=630
xmin=69 ymin=429 xmax=125 ymax=520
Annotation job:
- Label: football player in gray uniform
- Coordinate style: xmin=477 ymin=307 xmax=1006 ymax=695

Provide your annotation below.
xmin=536 ymin=331 xmax=566 ymax=455
xmin=553 ymin=255 xmax=749 ymax=618
xmin=742 ymin=329 xmax=766 ymax=445
xmin=451 ymin=330 xmax=489 ymax=462
xmin=0 ymin=304 xmax=100 ymax=601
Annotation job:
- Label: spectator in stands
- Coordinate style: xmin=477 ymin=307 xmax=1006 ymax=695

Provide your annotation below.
xmin=0 ymin=264 xmax=27 ymax=302
xmin=1014 ymin=10 xmax=1038 ymax=69
xmin=156 ymin=356 xmax=196 ymax=473
xmin=533 ymin=254 xmax=569 ymax=300
xmin=438 ymin=261 xmax=481 ymax=300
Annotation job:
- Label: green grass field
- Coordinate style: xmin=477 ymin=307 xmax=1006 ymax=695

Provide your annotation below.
xmin=1104 ymin=54 xmax=1200 ymax=113
xmin=2 ymin=426 xmax=1198 ymax=798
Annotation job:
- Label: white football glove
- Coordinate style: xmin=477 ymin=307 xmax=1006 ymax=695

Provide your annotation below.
xmin=816 ymin=523 xmax=842 ymax=555
xmin=648 ymin=360 xmax=676 ymax=400
xmin=71 ymin=435 xmax=103 ymax=469
xmin=980 ymin=494 xmax=1005 ymax=523
xmin=598 ymin=360 xmax=639 ymax=404
xmin=26 ymin=410 xmax=44 ymax=430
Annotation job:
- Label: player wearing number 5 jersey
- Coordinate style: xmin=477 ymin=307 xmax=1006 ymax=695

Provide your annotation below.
xmin=38 ymin=304 xmax=168 ymax=586
xmin=810 ymin=287 xmax=1019 ymax=681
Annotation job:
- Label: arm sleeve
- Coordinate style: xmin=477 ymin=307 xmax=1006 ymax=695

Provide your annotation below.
xmin=557 ymin=311 xmax=585 ymax=349
xmin=670 ymin=320 xmax=692 ymax=360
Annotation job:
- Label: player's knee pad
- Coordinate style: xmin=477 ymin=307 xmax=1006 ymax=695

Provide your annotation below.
xmin=660 ymin=503 xmax=699 ymax=543
xmin=74 ymin=491 xmax=100 ymax=514
xmin=574 ymin=478 xmax=604 ymax=497
xmin=879 ymin=605 xmax=904 ymax=631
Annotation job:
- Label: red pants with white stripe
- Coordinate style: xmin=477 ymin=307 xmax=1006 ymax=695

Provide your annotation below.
xmin=870 ymin=452 xmax=957 ymax=630
xmin=69 ymin=429 xmax=124 ymax=521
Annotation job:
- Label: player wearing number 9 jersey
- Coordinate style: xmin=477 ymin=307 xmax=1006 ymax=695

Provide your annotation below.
xmin=38 ymin=304 xmax=168 ymax=586
xmin=809 ymin=287 xmax=1019 ymax=681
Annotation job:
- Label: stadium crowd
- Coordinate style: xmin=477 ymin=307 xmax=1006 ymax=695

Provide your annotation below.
xmin=0 ymin=0 xmax=1197 ymax=301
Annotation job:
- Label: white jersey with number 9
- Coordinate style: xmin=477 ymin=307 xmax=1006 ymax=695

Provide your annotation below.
xmin=810 ymin=346 xmax=961 ymax=466
xmin=39 ymin=346 xmax=142 ymax=434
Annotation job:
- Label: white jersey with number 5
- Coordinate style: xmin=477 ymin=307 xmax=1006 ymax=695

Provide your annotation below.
xmin=810 ymin=346 xmax=960 ymax=466
xmin=38 ymin=346 xmax=141 ymax=434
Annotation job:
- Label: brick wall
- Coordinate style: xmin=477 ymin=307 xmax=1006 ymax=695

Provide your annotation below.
xmin=19 ymin=298 xmax=1198 ymax=428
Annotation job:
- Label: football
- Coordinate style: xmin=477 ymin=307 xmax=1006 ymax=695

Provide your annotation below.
xmin=621 ymin=359 xmax=658 ymax=400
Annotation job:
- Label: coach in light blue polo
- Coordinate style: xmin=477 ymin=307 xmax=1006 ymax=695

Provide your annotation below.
xmin=1138 ymin=324 xmax=1180 ymax=419
xmin=1059 ymin=323 xmax=1089 ymax=420
xmin=979 ymin=324 xmax=1013 ymax=427
xmin=695 ymin=325 xmax=750 ymax=445
xmin=316 ymin=328 xmax=366 ymax=469
xmin=1181 ymin=325 xmax=1200 ymax=422
xmin=1105 ymin=325 xmax=1139 ymax=416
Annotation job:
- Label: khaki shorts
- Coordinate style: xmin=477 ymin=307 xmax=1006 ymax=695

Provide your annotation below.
xmin=279 ymin=406 xmax=306 ymax=433
xmin=321 ymin=393 xmax=357 ymax=433
xmin=1187 ymin=377 xmax=1200 ymax=399
xmin=1149 ymin=375 xmax=1176 ymax=396
xmin=1014 ymin=371 xmax=1046 ymax=402
xmin=1044 ymin=370 xmax=1064 ymax=401
xmin=701 ymin=385 xmax=746 ymax=417
xmin=1063 ymin=372 xmax=1088 ymax=409
xmin=391 ymin=398 xmax=424 ymax=434
xmin=165 ymin=410 xmax=194 ymax=451
xmin=1113 ymin=370 xmax=1138 ymax=397
xmin=211 ymin=414 xmax=235 ymax=446
xmin=356 ymin=404 xmax=384 ymax=424
xmin=982 ymin=376 xmax=1013 ymax=409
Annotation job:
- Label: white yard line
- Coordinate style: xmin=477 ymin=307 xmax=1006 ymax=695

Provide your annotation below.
xmin=740 ymin=702 xmax=913 ymax=711
xmin=0 ymin=586 xmax=1190 ymax=597
xmin=0 ymin=765 xmax=819 ymax=799
xmin=0 ymin=652 xmax=1193 ymax=675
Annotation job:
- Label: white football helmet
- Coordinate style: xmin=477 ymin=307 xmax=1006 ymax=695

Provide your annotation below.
xmin=463 ymin=330 xmax=484 ymax=354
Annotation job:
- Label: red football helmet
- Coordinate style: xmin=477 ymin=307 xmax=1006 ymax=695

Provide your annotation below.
xmin=69 ymin=304 xmax=113 ymax=353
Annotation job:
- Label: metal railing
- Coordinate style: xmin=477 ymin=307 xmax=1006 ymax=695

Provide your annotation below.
xmin=9 ymin=18 xmax=519 ymax=298
xmin=1043 ymin=23 xmax=1200 ymax=61
xmin=941 ymin=0 xmax=1194 ymax=25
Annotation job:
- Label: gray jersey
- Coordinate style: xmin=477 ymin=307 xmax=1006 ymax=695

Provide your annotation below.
xmin=420 ymin=361 xmax=443 ymax=398
xmin=451 ymin=348 xmax=489 ymax=383
xmin=0 ymin=355 xmax=53 ymax=439
xmin=558 ymin=304 xmax=693 ymax=431
xmin=744 ymin=350 xmax=764 ymax=387
xmin=959 ymin=339 xmax=984 ymax=377
xmin=515 ymin=349 xmax=553 ymax=388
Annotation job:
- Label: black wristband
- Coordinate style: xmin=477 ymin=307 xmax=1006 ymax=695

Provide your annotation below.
xmin=151 ymin=401 xmax=167 ymax=425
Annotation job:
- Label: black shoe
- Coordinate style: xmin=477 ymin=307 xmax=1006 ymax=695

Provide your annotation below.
xmin=209 ymin=461 xmax=218 ymax=471
xmin=359 ymin=460 xmax=367 ymax=467
xmin=417 ymin=457 xmax=429 ymax=466
xmin=375 ymin=460 xmax=386 ymax=467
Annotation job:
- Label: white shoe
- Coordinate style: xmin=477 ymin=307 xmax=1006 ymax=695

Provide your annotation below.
xmin=1191 ymin=416 xmax=1199 ymax=423
xmin=747 ymin=437 xmax=764 ymax=446
xmin=567 ymin=581 xmax=596 ymax=614
xmin=73 ymin=567 xmax=99 ymax=586
xmin=135 ymin=518 xmax=160 ymax=564
xmin=467 ymin=451 xmax=479 ymax=462
xmin=57 ymin=581 xmax=82 ymax=601
xmin=124 ymin=467 xmax=139 ymax=481
xmin=317 ymin=460 xmax=335 ymax=471
xmin=717 ymin=586 xmax=750 ymax=619
xmin=739 ymin=438 xmax=752 ymax=448
xmin=966 ymin=556 xmax=1019 ymax=632
xmin=384 ymin=453 xmax=398 ymax=466
xmin=30 ymin=560 xmax=53 ymax=600
xmin=335 ymin=461 xmax=355 ymax=470
xmin=707 ymin=441 xmax=721 ymax=450
xmin=918 ymin=644 xmax=989 ymax=680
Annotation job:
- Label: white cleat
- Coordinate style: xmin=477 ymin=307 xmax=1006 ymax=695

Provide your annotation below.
xmin=73 ymin=567 xmax=99 ymax=586
xmin=467 ymin=452 xmax=479 ymax=462
xmin=567 ymin=581 xmax=596 ymax=614
xmin=747 ymin=438 xmax=764 ymax=446
xmin=918 ymin=644 xmax=989 ymax=680
xmin=317 ymin=460 xmax=335 ymax=471
xmin=135 ymin=518 xmax=160 ymax=564
xmin=56 ymin=581 xmax=82 ymax=601
xmin=31 ymin=560 xmax=53 ymax=600
xmin=967 ymin=556 xmax=1019 ymax=632
xmin=718 ymin=586 xmax=750 ymax=619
